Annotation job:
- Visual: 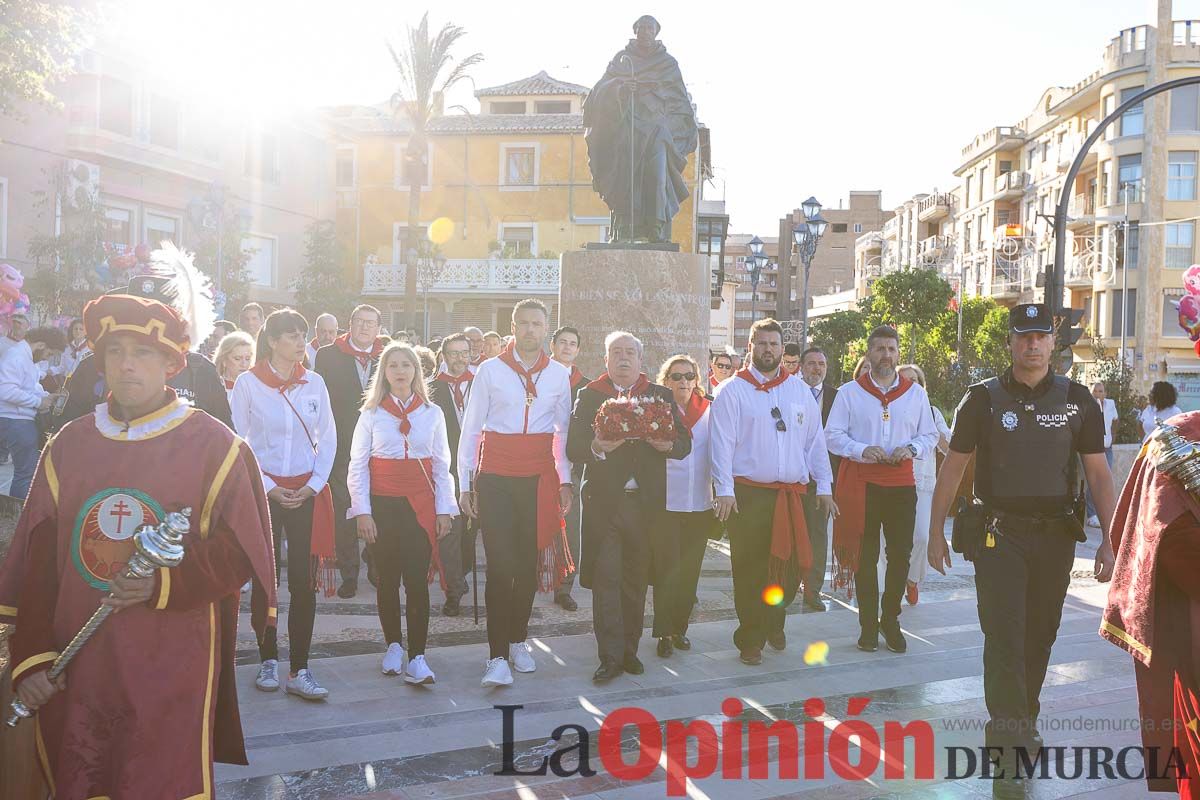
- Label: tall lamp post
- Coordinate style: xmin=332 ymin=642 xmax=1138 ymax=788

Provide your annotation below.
xmin=747 ymin=236 xmax=766 ymax=326
xmin=409 ymin=241 xmax=447 ymax=342
xmin=791 ymin=196 xmax=828 ymax=350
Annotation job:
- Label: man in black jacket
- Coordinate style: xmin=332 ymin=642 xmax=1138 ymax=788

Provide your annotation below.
xmin=798 ymin=346 xmax=837 ymax=612
xmin=566 ymin=331 xmax=690 ymax=683
xmin=314 ymin=303 xmax=387 ymax=598
xmin=550 ymin=325 xmax=590 ymax=611
xmin=429 ymin=332 xmax=474 ymax=615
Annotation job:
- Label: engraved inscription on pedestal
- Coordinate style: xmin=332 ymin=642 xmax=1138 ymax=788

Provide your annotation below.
xmin=559 ymin=249 xmax=710 ymax=378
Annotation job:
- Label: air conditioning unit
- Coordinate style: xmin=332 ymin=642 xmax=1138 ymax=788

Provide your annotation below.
xmin=65 ymin=159 xmax=100 ymax=209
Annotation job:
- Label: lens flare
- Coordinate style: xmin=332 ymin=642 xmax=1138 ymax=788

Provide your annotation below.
xmin=761 ymin=584 xmax=784 ymax=606
xmin=428 ymin=217 xmax=455 ymax=245
xmin=803 ymin=641 xmax=830 ymax=666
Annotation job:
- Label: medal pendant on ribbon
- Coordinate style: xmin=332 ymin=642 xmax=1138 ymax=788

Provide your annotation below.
xmin=881 ymin=406 xmax=890 ymax=422
xmin=525 ymin=393 xmax=535 ymax=408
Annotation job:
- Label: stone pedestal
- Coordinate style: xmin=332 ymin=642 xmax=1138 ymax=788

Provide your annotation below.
xmin=559 ymin=248 xmax=710 ymax=379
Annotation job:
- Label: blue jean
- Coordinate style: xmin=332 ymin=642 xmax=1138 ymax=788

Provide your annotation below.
xmin=1084 ymin=447 xmax=1114 ymax=519
xmin=0 ymin=417 xmax=40 ymax=500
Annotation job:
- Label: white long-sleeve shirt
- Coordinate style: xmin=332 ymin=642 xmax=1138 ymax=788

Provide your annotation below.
xmin=347 ymin=399 xmax=458 ymax=518
xmin=0 ymin=341 xmax=48 ymax=420
xmin=825 ymin=375 xmax=940 ymax=463
xmin=667 ymin=401 xmax=714 ymax=512
xmin=709 ymin=368 xmax=833 ymax=498
xmin=230 ymin=367 xmax=336 ymax=494
xmin=457 ymin=354 xmax=572 ymax=487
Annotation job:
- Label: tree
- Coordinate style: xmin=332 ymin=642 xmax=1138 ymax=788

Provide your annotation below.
xmin=388 ymin=13 xmax=482 ymax=331
xmin=870 ymin=269 xmax=955 ymax=362
xmin=26 ymin=172 xmax=107 ymax=317
xmin=191 ymin=210 xmax=252 ymax=317
xmin=0 ymin=1 xmax=92 ymax=118
xmin=293 ymin=220 xmax=359 ymax=323
xmin=810 ymin=309 xmax=867 ymax=385
xmin=1090 ymin=335 xmax=1143 ymax=445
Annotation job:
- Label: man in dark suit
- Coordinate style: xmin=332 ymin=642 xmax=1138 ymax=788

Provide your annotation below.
xmin=314 ymin=303 xmax=388 ymax=598
xmin=550 ymin=325 xmax=590 ymax=611
xmin=429 ymin=332 xmax=474 ymax=616
xmin=799 ymin=346 xmax=837 ymax=611
xmin=567 ymin=332 xmax=690 ymax=683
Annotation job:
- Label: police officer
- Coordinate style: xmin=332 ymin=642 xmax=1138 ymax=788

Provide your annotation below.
xmin=927 ymin=303 xmax=1116 ymax=799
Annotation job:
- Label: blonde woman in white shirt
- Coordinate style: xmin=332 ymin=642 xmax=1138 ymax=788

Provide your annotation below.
xmin=214 ymin=331 xmax=255 ymax=397
xmin=349 ymin=342 xmax=456 ymax=684
xmin=231 ymin=309 xmax=337 ymax=701
xmin=651 ymin=355 xmax=715 ymax=659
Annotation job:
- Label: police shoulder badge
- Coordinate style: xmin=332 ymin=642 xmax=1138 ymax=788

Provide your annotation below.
xmin=1001 ymin=410 xmax=1019 ymax=431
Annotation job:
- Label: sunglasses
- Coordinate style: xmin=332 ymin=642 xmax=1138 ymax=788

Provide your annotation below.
xmin=771 ymin=406 xmax=787 ymax=432
xmin=669 ymin=372 xmax=697 ymax=382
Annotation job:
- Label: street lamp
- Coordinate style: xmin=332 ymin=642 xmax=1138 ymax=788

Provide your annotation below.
xmin=792 ymin=197 xmax=827 ymax=349
xmin=409 ymin=241 xmax=448 ymax=342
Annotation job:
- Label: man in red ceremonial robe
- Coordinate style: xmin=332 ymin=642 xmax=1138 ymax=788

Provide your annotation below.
xmin=1103 ymin=411 xmax=1200 ymax=798
xmin=0 ymin=294 xmax=276 ymax=798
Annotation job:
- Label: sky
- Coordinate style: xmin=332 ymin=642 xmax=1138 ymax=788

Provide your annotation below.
xmin=107 ymin=0 xmax=1198 ymax=234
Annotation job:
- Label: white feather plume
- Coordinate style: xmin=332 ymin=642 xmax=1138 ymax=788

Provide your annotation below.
xmin=146 ymin=241 xmax=217 ymax=347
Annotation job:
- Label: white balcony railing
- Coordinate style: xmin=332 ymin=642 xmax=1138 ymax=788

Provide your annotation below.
xmin=917 ymin=235 xmax=953 ymax=263
xmin=362 ymin=258 xmax=560 ymax=295
xmin=917 ymin=193 xmax=952 ymax=221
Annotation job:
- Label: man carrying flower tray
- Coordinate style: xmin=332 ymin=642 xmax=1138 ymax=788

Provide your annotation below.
xmin=566 ymin=331 xmax=691 ymax=683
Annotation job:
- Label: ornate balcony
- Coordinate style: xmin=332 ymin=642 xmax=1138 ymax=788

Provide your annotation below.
xmin=362 ymin=258 xmax=560 ymax=295
xmin=917 ymin=193 xmax=952 ymax=222
xmin=1067 ymin=193 xmax=1096 ymax=230
xmin=917 ymin=235 xmax=953 ymax=264
xmin=993 ymin=171 xmax=1028 ymax=199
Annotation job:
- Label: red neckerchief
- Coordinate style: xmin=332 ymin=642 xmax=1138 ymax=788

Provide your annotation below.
xmin=709 ymin=374 xmax=720 ymax=389
xmin=223 ymin=377 xmax=236 ymax=391
xmin=679 ymin=391 xmax=710 ymax=431
xmin=250 ymin=360 xmax=308 ymax=392
xmin=568 ymin=364 xmax=586 ymax=391
xmin=436 ymin=369 xmax=473 ymax=411
xmin=736 ymin=367 xmax=789 ymax=393
xmin=587 ymin=372 xmax=651 ymax=399
xmin=70 ymin=339 xmax=89 ymax=357
xmin=855 ymin=371 xmax=913 ymax=409
xmin=380 ymin=392 xmax=423 ymax=437
xmin=309 ymin=336 xmax=319 ymax=351
xmin=497 ymin=341 xmax=550 ymax=399
xmin=334 ymin=333 xmax=386 ymax=367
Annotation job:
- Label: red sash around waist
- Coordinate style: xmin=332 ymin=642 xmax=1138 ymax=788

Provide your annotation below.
xmin=478 ymin=431 xmax=572 ymax=591
xmin=735 ymin=477 xmax=810 ymax=585
xmin=368 ymin=457 xmax=444 ymax=588
xmin=832 ymin=459 xmax=915 ymax=595
xmin=265 ymin=471 xmax=337 ymax=597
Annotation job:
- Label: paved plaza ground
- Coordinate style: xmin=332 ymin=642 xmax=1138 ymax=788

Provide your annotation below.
xmin=212 ymin=520 xmax=1153 ymax=800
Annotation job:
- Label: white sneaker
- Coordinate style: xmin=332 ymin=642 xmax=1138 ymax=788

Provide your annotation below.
xmin=509 ymin=641 xmax=536 ymax=673
xmin=1086 ymin=515 xmax=1101 ymax=528
xmin=481 ymin=656 xmax=513 ymax=687
xmin=405 ymin=654 xmax=435 ymax=685
xmin=285 ymin=668 xmax=330 ymax=701
xmin=382 ymin=643 xmax=406 ymax=676
xmin=255 ymin=659 xmax=279 ymax=692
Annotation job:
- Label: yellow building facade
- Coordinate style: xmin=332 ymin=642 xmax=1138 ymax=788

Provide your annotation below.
xmin=328 ymin=72 xmax=704 ymax=336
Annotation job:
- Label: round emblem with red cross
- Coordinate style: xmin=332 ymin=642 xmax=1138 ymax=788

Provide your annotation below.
xmin=71 ymin=488 xmax=163 ymax=590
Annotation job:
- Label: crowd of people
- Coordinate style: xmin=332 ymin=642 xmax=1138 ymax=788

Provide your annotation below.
xmin=1 ymin=255 xmax=1196 ymax=799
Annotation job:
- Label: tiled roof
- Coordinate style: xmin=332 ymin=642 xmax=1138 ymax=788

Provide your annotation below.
xmin=475 ymin=71 xmax=589 ymax=98
xmin=426 ymin=113 xmax=584 ymax=135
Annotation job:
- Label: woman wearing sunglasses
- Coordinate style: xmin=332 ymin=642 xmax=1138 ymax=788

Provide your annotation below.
xmin=652 ymin=355 xmax=715 ymax=657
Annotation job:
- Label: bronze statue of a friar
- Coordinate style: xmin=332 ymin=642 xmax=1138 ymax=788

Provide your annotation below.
xmin=584 ymin=15 xmax=699 ymax=246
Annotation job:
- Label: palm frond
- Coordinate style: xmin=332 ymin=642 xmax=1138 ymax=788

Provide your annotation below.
xmin=387 ymin=12 xmax=482 ymax=131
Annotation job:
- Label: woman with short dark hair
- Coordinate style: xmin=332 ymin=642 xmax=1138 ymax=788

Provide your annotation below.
xmin=1139 ymin=381 xmax=1182 ymax=438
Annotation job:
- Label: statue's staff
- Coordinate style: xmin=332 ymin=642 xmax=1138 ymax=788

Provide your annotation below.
xmin=619 ymin=53 xmax=636 ymax=240
xmin=5 ymin=507 xmax=191 ymax=727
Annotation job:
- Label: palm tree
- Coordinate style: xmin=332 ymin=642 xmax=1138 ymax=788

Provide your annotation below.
xmin=389 ymin=13 xmax=483 ymax=332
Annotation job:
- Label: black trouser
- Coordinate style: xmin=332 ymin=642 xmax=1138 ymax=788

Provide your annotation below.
xmin=801 ymin=480 xmax=829 ymax=598
xmin=651 ymin=510 xmax=710 ymax=638
xmin=974 ymin=518 xmax=1075 ymax=750
xmin=728 ymin=483 xmax=796 ymax=651
xmin=557 ymin=465 xmax=584 ymax=596
xmin=478 ymin=473 xmax=540 ymax=660
xmin=371 ymin=495 xmax=434 ymax=655
xmin=590 ymin=490 xmax=651 ymax=663
xmin=856 ymin=483 xmax=916 ymax=634
xmin=259 ymin=496 xmax=317 ymax=672
xmin=439 ymin=514 xmax=470 ymax=600
xmin=329 ymin=472 xmax=362 ymax=583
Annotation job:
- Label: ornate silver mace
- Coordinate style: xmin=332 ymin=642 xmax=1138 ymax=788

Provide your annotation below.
xmin=5 ymin=507 xmax=190 ymax=727
xmin=1149 ymin=421 xmax=1200 ymax=494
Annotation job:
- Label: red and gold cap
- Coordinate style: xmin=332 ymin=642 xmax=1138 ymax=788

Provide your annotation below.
xmin=83 ymin=294 xmax=190 ymax=377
